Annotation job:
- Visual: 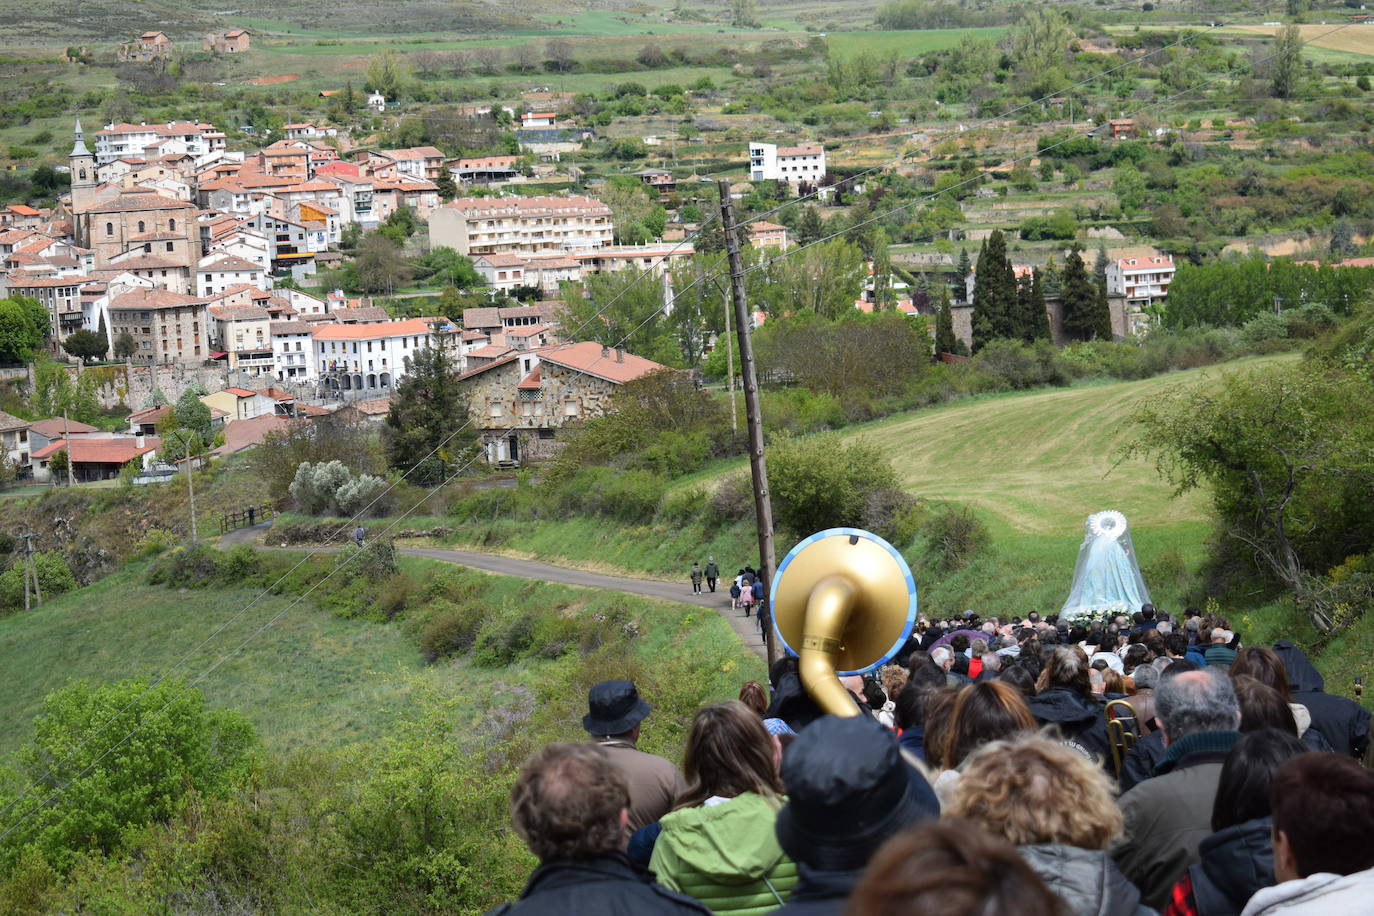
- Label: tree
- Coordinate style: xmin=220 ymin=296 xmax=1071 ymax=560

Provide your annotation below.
xmin=435 ymin=173 xmax=458 ymax=201
xmin=546 ymin=39 xmax=574 ymax=72
xmin=730 ymin=0 xmax=759 ymax=28
xmin=934 ymin=282 xmax=959 ymax=355
xmin=61 ymin=329 xmax=106 ymax=361
xmin=1040 ymin=254 xmax=1062 ymax=297
xmin=365 ymin=51 xmax=408 ymax=100
xmin=1008 ymin=8 xmax=1073 ymax=94
xmin=557 ymin=270 xmax=676 ymax=364
xmin=1269 ymin=23 xmax=1303 ymax=99
xmin=1128 ymin=363 xmax=1374 ymax=630
xmin=383 ymin=346 xmax=474 ymax=484
xmin=474 ymin=47 xmax=503 ymax=76
xmin=113 ymin=330 xmax=136 ymax=359
xmin=174 ymin=388 xmax=212 ymax=442
xmin=970 ymin=230 xmax=1016 ymax=351
xmin=756 ymin=239 xmax=867 ymax=321
xmin=768 ymin=435 xmax=903 ymax=537
xmin=0 ymin=296 xmax=48 ymax=363
xmin=1060 ymin=245 xmax=1107 ymax=342
xmin=956 ymin=248 xmax=971 ymax=300
xmin=0 ymin=678 xmax=256 ymax=873
xmin=1093 ymin=245 xmax=1110 ymax=290
xmin=795 ymin=205 xmax=824 ymax=246
xmin=412 ymin=49 xmax=443 ymax=78
xmin=1017 ymin=271 xmax=1051 ymax=342
xmin=32 ymin=357 xmax=99 ymax=423
xmin=761 ymin=312 xmax=929 ymax=408
xmin=514 ymin=43 xmax=539 ymax=74
xmin=352 ymin=232 xmax=411 ymax=294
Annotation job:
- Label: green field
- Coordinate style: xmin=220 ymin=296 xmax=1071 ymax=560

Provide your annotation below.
xmin=825 ymin=27 xmax=1007 ymax=56
xmin=0 ymin=555 xmax=764 ymax=759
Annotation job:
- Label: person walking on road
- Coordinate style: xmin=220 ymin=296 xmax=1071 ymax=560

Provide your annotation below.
xmin=691 ymin=562 xmax=703 ymax=594
xmin=740 ymin=579 xmax=755 ymax=617
xmin=704 ymin=557 xmax=719 ymax=593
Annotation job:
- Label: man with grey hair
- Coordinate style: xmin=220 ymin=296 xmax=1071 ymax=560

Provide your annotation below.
xmin=1112 ymin=668 xmax=1243 ymax=910
xmin=1128 ymin=663 xmax=1159 ymax=735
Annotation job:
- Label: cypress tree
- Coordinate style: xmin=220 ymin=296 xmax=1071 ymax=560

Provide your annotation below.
xmin=970 ymin=230 xmax=1014 ymax=352
xmin=1028 ymin=270 xmax=1051 ymax=341
xmin=1061 ymin=245 xmax=1099 ymax=342
xmin=1093 ymin=280 xmax=1114 ymax=341
xmin=934 ymin=282 xmax=959 ymax=356
xmin=957 ymin=247 xmax=971 ymax=300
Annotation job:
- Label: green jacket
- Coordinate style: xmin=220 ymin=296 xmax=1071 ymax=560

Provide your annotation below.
xmin=649 ymin=792 xmax=799 ymax=916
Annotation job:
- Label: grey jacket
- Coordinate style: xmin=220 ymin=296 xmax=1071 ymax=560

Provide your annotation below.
xmin=1019 ymin=844 xmax=1156 ymax=916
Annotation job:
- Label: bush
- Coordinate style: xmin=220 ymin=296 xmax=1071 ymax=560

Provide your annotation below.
xmin=146 ymin=544 xmax=223 ymax=588
xmin=972 ymin=339 xmax=1068 ymax=389
xmin=922 ymin=506 xmax=991 ymax=571
xmin=290 ymin=461 xmax=390 ymax=517
xmin=0 ymin=551 xmax=78 ymax=613
xmin=1240 ymin=311 xmax=1289 ymax=344
xmin=768 ymin=436 xmax=900 ymax=537
xmin=417 ymin=600 xmax=486 ymax=662
xmin=708 ymin=472 xmax=755 ymax=526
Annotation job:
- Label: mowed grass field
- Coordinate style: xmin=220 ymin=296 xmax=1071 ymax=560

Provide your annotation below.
xmin=852 ymin=356 xmax=1294 ymax=536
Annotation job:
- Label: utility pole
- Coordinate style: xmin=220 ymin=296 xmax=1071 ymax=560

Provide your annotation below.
xmin=20 ymin=532 xmax=39 ymax=608
xmin=723 ymin=278 xmax=738 ymax=432
xmin=174 ymin=430 xmax=198 ymax=541
xmin=717 ymin=179 xmax=779 ymax=664
xmin=62 ymin=413 xmax=73 ymax=487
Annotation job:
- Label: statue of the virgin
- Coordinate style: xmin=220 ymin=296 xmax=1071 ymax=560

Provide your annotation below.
xmin=1061 ymin=510 xmax=1151 ymax=621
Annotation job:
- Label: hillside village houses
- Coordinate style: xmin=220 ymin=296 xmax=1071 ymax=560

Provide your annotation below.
xmin=748 ymin=141 xmax=827 ymax=186
xmin=0 ymin=113 xmax=728 ymax=481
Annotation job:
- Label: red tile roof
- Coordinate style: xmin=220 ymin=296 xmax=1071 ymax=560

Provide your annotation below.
xmin=30 ymin=418 xmax=98 ymax=438
xmin=539 ymin=341 xmax=666 ymax=384
xmin=311 ymin=317 xmax=434 ymax=341
xmin=34 ymin=436 xmax=160 ymax=463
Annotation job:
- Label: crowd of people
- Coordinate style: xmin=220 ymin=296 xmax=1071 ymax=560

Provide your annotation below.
xmin=485 ymin=604 xmax=1373 ymax=916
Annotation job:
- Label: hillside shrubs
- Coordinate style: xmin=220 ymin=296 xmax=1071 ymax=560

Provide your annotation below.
xmin=0 ymin=551 xmax=76 ymax=614
xmin=767 ymin=436 xmax=914 ymax=540
xmin=290 ymin=460 xmax=389 ymax=517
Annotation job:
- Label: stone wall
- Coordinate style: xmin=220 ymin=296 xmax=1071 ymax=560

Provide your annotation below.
xmin=58 ymin=362 xmax=229 ymax=411
xmin=948 ymin=293 xmax=1129 ymax=353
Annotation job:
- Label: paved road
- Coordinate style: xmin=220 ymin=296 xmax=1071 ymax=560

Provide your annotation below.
xmin=221 ymin=524 xmax=768 ymax=660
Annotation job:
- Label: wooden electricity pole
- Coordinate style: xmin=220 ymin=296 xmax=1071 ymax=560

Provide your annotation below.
xmin=717 ymin=179 xmax=780 ymax=665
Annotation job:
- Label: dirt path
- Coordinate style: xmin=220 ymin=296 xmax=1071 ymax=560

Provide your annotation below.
xmin=221 ymin=524 xmax=768 ymax=660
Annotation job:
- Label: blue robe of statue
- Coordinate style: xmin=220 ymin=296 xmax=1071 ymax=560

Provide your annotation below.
xmin=1062 ymin=511 xmax=1150 ymax=621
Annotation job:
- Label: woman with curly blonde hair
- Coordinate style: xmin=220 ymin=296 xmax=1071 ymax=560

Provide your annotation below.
xmin=949 ymin=733 xmax=1151 ymax=916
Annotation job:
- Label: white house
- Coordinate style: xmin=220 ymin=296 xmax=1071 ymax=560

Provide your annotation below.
xmin=271 ymin=319 xmax=316 ymax=382
xmin=367 ymin=92 xmax=386 ymax=113
xmin=196 ymin=254 xmax=266 ymax=298
xmin=1106 ymin=248 xmax=1175 ymax=311
xmin=748 ymin=141 xmax=826 ymax=185
xmin=312 ymin=317 xmax=439 ymax=394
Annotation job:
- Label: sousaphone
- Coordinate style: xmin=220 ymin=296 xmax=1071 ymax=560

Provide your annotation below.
xmin=771 ymin=528 xmax=918 ymax=717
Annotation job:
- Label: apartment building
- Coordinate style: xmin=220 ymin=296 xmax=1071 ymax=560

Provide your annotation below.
xmin=313 ymin=317 xmax=441 ymax=393
xmin=748 ymin=141 xmax=826 ymax=184
xmin=428 ymin=195 xmax=613 ymax=257
xmin=92 ymin=122 xmax=227 ymax=165
xmin=108 ymin=286 xmax=211 ymax=364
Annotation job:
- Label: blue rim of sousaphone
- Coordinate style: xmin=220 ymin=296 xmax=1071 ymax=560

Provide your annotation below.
xmin=771 ymin=527 xmax=918 ymax=676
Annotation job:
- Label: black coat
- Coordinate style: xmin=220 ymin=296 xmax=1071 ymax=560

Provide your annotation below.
xmin=1272 ymin=640 xmax=1372 ymax=757
xmin=485 ymin=853 xmax=712 ymax=916
xmin=770 ymin=864 xmax=860 ymax=916
xmin=1187 ymin=816 xmax=1274 ymax=916
xmin=1119 ymin=730 xmax=1166 ymax=792
xmin=1028 ymin=687 xmax=1112 ymax=764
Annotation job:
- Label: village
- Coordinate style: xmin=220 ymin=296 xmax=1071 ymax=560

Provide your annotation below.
xmin=0 ymin=53 xmax=1186 ymax=487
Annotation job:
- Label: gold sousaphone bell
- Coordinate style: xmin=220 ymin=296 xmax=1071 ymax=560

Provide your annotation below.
xmin=771 ymin=528 xmax=918 ymax=718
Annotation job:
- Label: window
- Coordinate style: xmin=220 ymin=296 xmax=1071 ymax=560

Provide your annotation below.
xmin=168 ymin=218 xmax=176 ymax=231
xmin=166 ymin=242 xmax=174 ymax=252
xmin=138 ymin=220 xmax=146 ymax=233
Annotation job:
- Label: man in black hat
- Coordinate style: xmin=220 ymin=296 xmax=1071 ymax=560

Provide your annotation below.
xmin=584 ymin=679 xmax=686 ymax=832
xmin=771 ymin=714 xmax=941 ymax=914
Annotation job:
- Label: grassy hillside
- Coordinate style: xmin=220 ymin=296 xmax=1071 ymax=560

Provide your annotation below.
xmin=0 ymin=554 xmax=763 ymax=759
xmin=681 ymin=355 xmax=1294 ymax=538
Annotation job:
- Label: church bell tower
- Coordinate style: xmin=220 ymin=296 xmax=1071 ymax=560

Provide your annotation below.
xmin=69 ymin=119 xmax=97 ymax=219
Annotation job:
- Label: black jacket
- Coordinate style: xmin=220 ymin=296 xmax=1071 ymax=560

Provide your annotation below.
xmin=485 ymin=853 xmax=713 ymax=916
xmin=764 ymin=671 xmax=825 ymax=733
xmin=770 ymin=864 xmax=860 ymax=916
xmin=1187 ymin=816 xmax=1274 ymax=916
xmin=1272 ymin=640 xmax=1371 ymax=757
xmin=1119 ymin=730 xmax=1166 ymax=792
xmin=1028 ymin=687 xmax=1112 ymax=764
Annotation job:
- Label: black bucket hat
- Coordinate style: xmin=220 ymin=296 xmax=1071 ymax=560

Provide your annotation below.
xmin=775 ymin=715 xmax=940 ymax=871
xmin=582 ymin=680 xmax=652 ymax=736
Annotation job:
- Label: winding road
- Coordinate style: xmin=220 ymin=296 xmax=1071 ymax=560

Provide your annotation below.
xmin=222 ymin=523 xmax=769 ymax=660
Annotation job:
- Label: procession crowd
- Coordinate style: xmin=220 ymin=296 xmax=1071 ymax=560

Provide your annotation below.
xmin=485 ymin=605 xmax=1373 ymax=916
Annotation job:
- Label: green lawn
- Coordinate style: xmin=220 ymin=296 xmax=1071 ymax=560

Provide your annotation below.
xmin=0 ymin=553 xmax=765 ymax=759
xmin=826 ymin=27 xmax=1006 ymax=56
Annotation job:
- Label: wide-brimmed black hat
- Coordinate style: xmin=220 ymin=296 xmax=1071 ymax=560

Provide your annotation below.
xmin=775 ymin=715 xmax=940 ymax=871
xmin=582 ymin=680 xmax=652 ymax=736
